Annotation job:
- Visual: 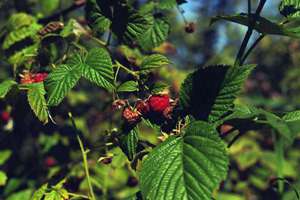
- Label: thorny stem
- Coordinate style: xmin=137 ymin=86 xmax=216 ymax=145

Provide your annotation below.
xmin=234 ymin=0 xmax=267 ymax=66
xmin=68 ymin=112 xmax=96 ymax=200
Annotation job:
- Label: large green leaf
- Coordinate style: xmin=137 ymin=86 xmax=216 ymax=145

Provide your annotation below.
xmin=159 ymin=0 xmax=177 ymax=9
xmin=141 ymin=54 xmax=170 ymax=72
xmin=138 ymin=16 xmax=170 ymax=51
xmin=27 ymin=83 xmax=49 ymax=123
xmin=7 ymin=189 xmax=32 ymax=200
xmin=46 ymin=64 xmax=81 ymax=106
xmin=140 ymin=121 xmax=228 ymax=200
xmin=180 ymin=64 xmax=255 ymax=122
xmin=0 ymin=80 xmax=17 ymax=99
xmin=211 ymin=13 xmax=300 ymax=38
xmin=282 ymin=110 xmax=300 ymax=121
xmin=84 ymin=48 xmax=114 ymax=89
xmin=279 ymin=0 xmax=300 ymax=19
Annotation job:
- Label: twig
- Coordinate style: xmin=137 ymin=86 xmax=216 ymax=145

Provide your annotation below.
xmin=234 ymin=0 xmax=267 ymax=66
xmin=68 ymin=112 xmax=96 ymax=200
xmin=241 ymin=34 xmax=265 ymax=64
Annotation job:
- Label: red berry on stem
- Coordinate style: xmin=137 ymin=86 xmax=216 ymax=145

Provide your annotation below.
xmin=44 ymin=156 xmax=57 ymax=167
xmin=122 ymin=107 xmax=141 ymax=124
xmin=148 ymin=94 xmax=170 ymax=113
xmin=33 ymin=73 xmax=48 ymax=83
xmin=0 ymin=112 xmax=10 ymax=123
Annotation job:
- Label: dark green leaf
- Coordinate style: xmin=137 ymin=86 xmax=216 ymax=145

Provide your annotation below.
xmin=46 ymin=64 xmax=81 ymax=106
xmin=211 ymin=13 xmax=300 ymax=38
xmin=140 ymin=121 xmax=228 ymax=200
xmin=180 ymin=64 xmax=255 ymax=122
xmin=120 ymin=128 xmax=139 ymax=161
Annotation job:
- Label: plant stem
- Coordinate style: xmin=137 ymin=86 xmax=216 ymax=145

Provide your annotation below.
xmin=68 ymin=112 xmax=96 ymax=200
xmin=241 ymin=34 xmax=265 ymax=64
xmin=114 ymin=61 xmax=139 ymax=77
xmin=274 ymin=132 xmax=284 ymax=194
xmin=234 ymin=0 xmax=267 ymax=66
xmin=68 ymin=192 xmax=90 ymax=199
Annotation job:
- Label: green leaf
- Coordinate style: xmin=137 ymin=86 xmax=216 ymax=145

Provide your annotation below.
xmin=150 ymin=82 xmax=169 ymax=94
xmin=0 ymin=80 xmax=17 ymax=99
xmin=141 ymin=54 xmax=170 ymax=72
xmin=180 ymin=64 xmax=255 ymax=122
xmin=46 ymin=64 xmax=81 ymax=106
xmin=0 ymin=150 xmax=12 ymax=166
xmin=112 ymin=8 xmax=153 ymax=45
xmin=211 ymin=13 xmax=300 ymax=38
xmin=120 ymin=128 xmax=139 ymax=160
xmin=159 ymin=0 xmax=177 ymax=9
xmin=7 ymin=13 xmax=37 ymax=31
xmin=140 ymin=121 xmax=229 ymax=200
xmin=0 ymin=171 xmax=7 ymax=186
xmin=44 ymin=191 xmax=61 ymax=200
xmin=279 ymin=0 xmax=300 ymax=19
xmin=27 ymin=83 xmax=49 ymax=123
xmin=31 ymin=184 xmax=48 ymax=200
xmin=138 ymin=16 xmax=170 ymax=51
xmin=282 ymin=110 xmax=300 ymax=121
xmin=117 ymin=81 xmax=139 ymax=92
xmin=7 ymin=189 xmax=32 ymax=200
xmin=85 ymin=0 xmax=111 ymax=33
xmin=83 ymin=48 xmax=114 ymax=89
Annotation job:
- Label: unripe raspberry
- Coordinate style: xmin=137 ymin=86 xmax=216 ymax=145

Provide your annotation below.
xmin=122 ymin=107 xmax=141 ymax=124
xmin=112 ymin=99 xmax=127 ymax=110
xmin=0 ymin=111 xmax=10 ymax=123
xmin=33 ymin=73 xmax=48 ymax=83
xmin=20 ymin=71 xmax=35 ymax=84
xmin=148 ymin=94 xmax=170 ymax=114
xmin=185 ymin=22 xmax=196 ymax=33
xmin=135 ymin=100 xmax=150 ymax=115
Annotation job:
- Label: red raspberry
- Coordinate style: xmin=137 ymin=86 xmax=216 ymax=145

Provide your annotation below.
xmin=0 ymin=112 xmax=10 ymax=123
xmin=33 ymin=73 xmax=48 ymax=83
xmin=135 ymin=100 xmax=150 ymax=115
xmin=44 ymin=156 xmax=57 ymax=167
xmin=122 ymin=107 xmax=141 ymax=124
xmin=148 ymin=94 xmax=170 ymax=114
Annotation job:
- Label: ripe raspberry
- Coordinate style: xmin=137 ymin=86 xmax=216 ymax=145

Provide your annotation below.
xmin=148 ymin=94 xmax=170 ymax=113
xmin=44 ymin=156 xmax=57 ymax=167
xmin=135 ymin=100 xmax=150 ymax=115
xmin=33 ymin=73 xmax=48 ymax=83
xmin=185 ymin=22 xmax=196 ymax=33
xmin=122 ymin=107 xmax=141 ymax=124
xmin=0 ymin=111 xmax=10 ymax=123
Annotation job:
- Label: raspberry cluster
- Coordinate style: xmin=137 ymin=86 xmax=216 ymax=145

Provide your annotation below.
xmin=120 ymin=94 xmax=179 ymax=132
xmin=20 ymin=71 xmax=48 ymax=84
